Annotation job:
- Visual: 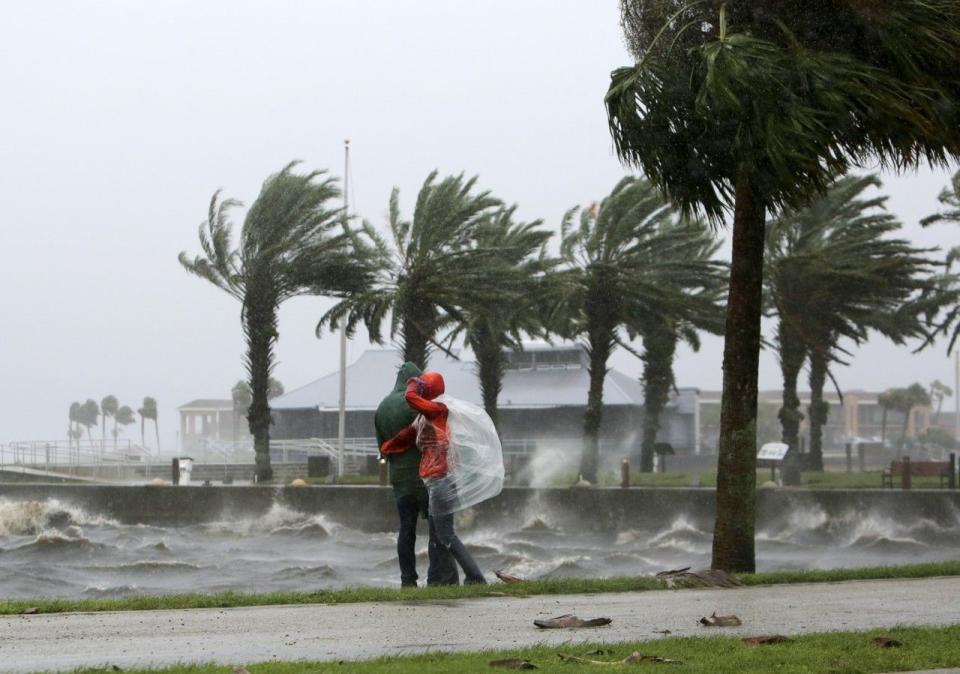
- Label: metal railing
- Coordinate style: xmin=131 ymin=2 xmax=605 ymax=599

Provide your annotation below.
xmin=0 ymin=439 xmax=152 ymax=479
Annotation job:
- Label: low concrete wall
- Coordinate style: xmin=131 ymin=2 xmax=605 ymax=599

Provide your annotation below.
xmin=1 ymin=484 xmax=958 ymax=532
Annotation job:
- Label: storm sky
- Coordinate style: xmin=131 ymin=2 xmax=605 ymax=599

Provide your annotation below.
xmin=1 ymin=1 xmax=957 ymax=450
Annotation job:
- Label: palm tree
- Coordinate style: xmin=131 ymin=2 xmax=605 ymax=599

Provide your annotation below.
xmin=766 ymin=175 xmax=939 ymax=473
xmin=79 ymin=399 xmax=100 ymax=446
xmin=180 ymin=163 xmax=367 ymax=482
xmin=607 ymin=1 xmax=960 ymax=572
xmin=929 ymin=380 xmax=953 ymax=425
xmin=68 ymin=402 xmax=81 ymax=453
xmin=557 ymin=176 xmax=724 ymax=482
xmin=440 ymin=206 xmax=555 ymax=427
xmin=101 ymin=395 xmax=118 ymax=453
xmin=633 ymin=253 xmax=726 ymax=473
xmin=318 ymin=171 xmax=503 ymax=369
xmin=138 ymin=397 xmax=159 ymax=451
xmin=878 ymin=389 xmax=896 ymax=444
xmin=231 ymin=380 xmax=252 ymax=442
xmin=114 ymin=405 xmax=136 ymax=446
xmin=268 ymin=378 xmax=284 ymax=399
xmin=897 ymin=383 xmax=932 ymax=451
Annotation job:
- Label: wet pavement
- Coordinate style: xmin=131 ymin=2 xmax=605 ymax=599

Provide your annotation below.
xmin=1 ymin=576 xmax=959 ymax=672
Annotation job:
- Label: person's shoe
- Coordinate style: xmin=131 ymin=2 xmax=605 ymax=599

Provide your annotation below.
xmin=464 ymin=576 xmax=487 ymax=585
xmin=400 ymin=581 xmax=418 ymax=589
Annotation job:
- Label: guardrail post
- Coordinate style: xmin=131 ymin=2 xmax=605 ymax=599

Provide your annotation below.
xmin=620 ymin=458 xmax=630 ymax=488
xmin=901 ymin=456 xmax=912 ymax=490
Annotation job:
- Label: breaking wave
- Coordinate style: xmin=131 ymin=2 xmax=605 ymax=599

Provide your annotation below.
xmin=0 ymin=499 xmax=119 ymax=536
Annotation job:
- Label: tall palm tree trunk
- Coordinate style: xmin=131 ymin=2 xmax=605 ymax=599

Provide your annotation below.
xmin=807 ymin=349 xmax=829 ymax=472
xmin=712 ymin=175 xmax=765 ymax=574
xmin=777 ymin=321 xmax=805 ymax=452
xmin=881 ymin=407 xmax=888 ymax=443
xmin=640 ymin=325 xmax=676 ymax=473
xmin=900 ymin=405 xmax=912 ymax=451
xmin=778 ymin=321 xmax=805 ymax=485
xmin=581 ymin=332 xmax=614 ymax=484
xmin=244 ymin=283 xmax=277 ymax=483
xmin=471 ymin=324 xmax=504 ymax=429
xmin=154 ymin=419 xmax=160 ymax=453
xmin=140 ymin=418 xmax=145 ymax=447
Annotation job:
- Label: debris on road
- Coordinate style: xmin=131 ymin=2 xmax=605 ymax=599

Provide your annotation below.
xmin=489 ymin=658 xmax=538 ymax=669
xmin=699 ymin=612 xmax=742 ymax=627
xmin=742 ymin=635 xmax=792 ymax=645
xmin=495 ymin=570 xmax=525 ymax=584
xmin=533 ymin=614 xmax=612 ymax=629
xmin=20 ymin=607 xmax=38 ymax=615
xmin=657 ymin=567 xmax=744 ymax=589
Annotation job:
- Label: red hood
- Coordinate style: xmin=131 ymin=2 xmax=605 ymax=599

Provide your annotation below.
xmin=418 ymin=371 xmax=445 ymax=399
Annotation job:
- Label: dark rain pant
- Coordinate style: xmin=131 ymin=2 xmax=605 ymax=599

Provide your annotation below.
xmin=395 ymin=494 xmax=459 ymax=587
xmin=426 ymin=475 xmax=486 ymax=584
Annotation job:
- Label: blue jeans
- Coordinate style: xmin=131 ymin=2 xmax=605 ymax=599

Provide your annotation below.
xmin=395 ymin=493 xmax=459 ymax=587
xmin=426 ymin=476 xmax=486 ymax=584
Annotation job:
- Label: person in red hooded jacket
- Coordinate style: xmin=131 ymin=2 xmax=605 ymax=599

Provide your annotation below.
xmin=381 ymin=371 xmax=486 ymax=584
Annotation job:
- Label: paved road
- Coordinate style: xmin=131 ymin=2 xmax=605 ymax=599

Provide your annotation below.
xmin=2 ymin=577 xmax=960 ymax=673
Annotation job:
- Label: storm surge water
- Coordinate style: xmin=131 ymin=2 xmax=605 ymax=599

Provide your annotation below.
xmin=0 ymin=496 xmax=958 ymax=600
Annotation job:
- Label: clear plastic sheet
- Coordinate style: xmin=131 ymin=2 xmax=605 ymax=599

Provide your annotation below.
xmin=423 ymin=396 xmax=504 ymax=516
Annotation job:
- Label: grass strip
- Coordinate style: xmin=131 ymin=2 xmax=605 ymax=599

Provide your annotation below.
xmin=3 ymin=560 xmax=960 ymax=617
xmin=67 ymin=624 xmax=960 ymax=673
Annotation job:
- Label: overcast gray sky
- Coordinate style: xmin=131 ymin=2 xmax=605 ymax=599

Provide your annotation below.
xmin=1 ymin=1 xmax=957 ymax=451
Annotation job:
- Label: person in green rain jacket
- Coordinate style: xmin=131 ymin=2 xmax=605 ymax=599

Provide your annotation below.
xmin=374 ymin=361 xmax=459 ymax=587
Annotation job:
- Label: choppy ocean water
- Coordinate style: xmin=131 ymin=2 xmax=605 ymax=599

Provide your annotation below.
xmin=1 ymin=497 xmax=958 ymax=599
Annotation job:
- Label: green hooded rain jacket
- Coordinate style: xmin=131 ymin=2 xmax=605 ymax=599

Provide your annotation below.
xmin=374 ymin=361 xmax=427 ymax=501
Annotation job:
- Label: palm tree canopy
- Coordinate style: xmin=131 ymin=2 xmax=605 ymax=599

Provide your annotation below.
xmin=101 ymin=395 xmax=118 ymax=418
xmin=558 ymin=176 xmax=726 ymax=343
xmin=232 ymin=380 xmax=253 ymax=409
xmin=179 ymin=162 xmax=368 ymax=305
xmin=765 ymin=174 xmax=940 ymax=365
xmin=441 ymin=205 xmax=556 ymax=352
xmin=608 ymin=1 xmax=960 ymax=221
xmin=138 ymin=396 xmax=158 ymax=422
xmin=115 ymin=405 xmax=136 ymax=426
xmin=79 ymin=399 xmax=100 ymax=429
xmin=318 ymin=171 xmax=505 ymax=362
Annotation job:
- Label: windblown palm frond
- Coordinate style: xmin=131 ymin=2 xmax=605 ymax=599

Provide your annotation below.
xmin=438 ymin=205 xmax=556 ymax=425
xmin=920 ymin=170 xmax=960 ymax=353
xmin=316 ymin=171 xmax=503 ymax=369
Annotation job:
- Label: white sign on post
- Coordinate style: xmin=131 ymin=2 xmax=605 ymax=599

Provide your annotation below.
xmin=757 ymin=442 xmax=789 ymax=461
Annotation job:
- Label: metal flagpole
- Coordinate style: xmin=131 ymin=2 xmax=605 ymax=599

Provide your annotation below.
xmin=954 ymin=348 xmax=959 ymax=444
xmin=337 ymin=139 xmax=350 ymax=478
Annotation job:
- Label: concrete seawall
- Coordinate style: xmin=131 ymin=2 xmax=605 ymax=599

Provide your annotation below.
xmin=1 ymin=484 xmax=957 ymax=532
